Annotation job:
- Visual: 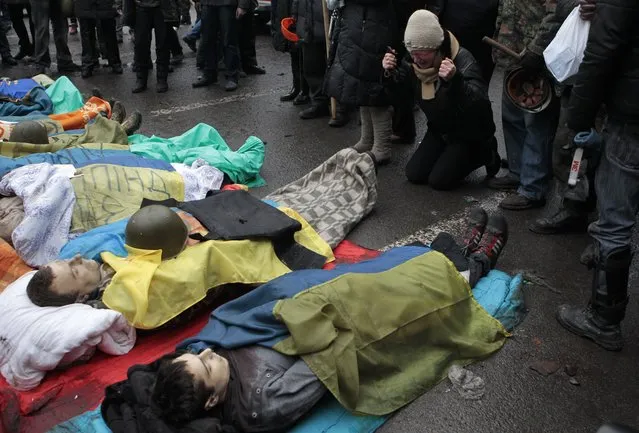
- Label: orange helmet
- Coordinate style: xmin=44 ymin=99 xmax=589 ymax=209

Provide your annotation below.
xmin=281 ymin=17 xmax=300 ymax=43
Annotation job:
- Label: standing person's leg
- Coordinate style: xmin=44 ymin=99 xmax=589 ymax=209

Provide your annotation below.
xmin=192 ymin=5 xmax=219 ymax=86
xmin=557 ymin=121 xmax=639 ymax=351
xmin=238 ymin=13 xmax=263 ymax=74
xmin=7 ymin=4 xmax=33 ymax=58
xmin=114 ymin=0 xmax=123 ymax=42
xmin=25 ymin=4 xmax=35 ymax=42
xmin=405 ymin=129 xmax=448 ymax=184
xmin=79 ymin=18 xmax=98 ymax=77
xmin=30 ymin=0 xmax=52 ymax=71
xmin=488 ymin=91 xmax=527 ymax=190
xmin=132 ymin=7 xmax=153 ymax=92
xmin=100 ymin=17 xmax=122 ymax=72
xmin=300 ymin=42 xmax=329 ymax=119
xmin=50 ymin=0 xmax=77 ymax=71
xmin=368 ymin=105 xmax=392 ymax=164
xmin=219 ymin=4 xmax=239 ymax=90
xmin=180 ymin=0 xmax=191 ymax=24
xmin=152 ymin=7 xmax=170 ymax=92
xmin=353 ymin=106 xmax=373 ymax=152
xmin=281 ymin=50 xmax=301 ymax=101
xmin=183 ymin=17 xmax=200 ymax=51
xmin=167 ymin=24 xmax=184 ymax=64
xmin=0 ymin=12 xmax=15 ymax=65
xmin=500 ymin=94 xmax=560 ymax=210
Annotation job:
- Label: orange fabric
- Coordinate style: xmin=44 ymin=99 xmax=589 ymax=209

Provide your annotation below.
xmin=48 ymin=97 xmax=112 ymax=131
xmin=0 ymin=239 xmax=33 ymax=294
xmin=175 ymin=210 xmax=208 ymax=246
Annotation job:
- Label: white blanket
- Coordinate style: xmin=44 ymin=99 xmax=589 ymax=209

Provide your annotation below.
xmin=0 ymin=163 xmax=75 ymax=266
xmin=171 ymin=159 xmax=224 ymax=201
xmin=0 ymin=272 xmax=136 ymax=391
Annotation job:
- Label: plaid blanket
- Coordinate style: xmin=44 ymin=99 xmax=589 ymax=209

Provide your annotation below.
xmin=0 ymin=239 xmax=32 ymax=294
xmin=266 ymin=149 xmax=377 ymax=248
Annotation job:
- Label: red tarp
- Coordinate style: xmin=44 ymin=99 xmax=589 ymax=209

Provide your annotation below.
xmin=0 ymin=241 xmax=380 ymax=433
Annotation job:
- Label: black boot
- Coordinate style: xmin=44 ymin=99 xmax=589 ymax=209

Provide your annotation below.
xmin=132 ymin=72 xmax=148 ymax=93
xmin=529 ymin=207 xmax=589 ymax=235
xmin=280 ymin=86 xmax=299 ymax=102
xmin=556 ymin=246 xmax=630 ymax=351
xmin=156 ymin=74 xmax=168 ymax=93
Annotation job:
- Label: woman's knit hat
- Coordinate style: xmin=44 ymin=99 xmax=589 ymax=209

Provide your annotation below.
xmin=404 ymin=10 xmax=445 ymax=51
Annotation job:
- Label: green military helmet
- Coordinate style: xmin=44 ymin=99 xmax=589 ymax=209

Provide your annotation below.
xmin=9 ymin=121 xmax=49 ymax=144
xmin=125 ymin=205 xmax=189 ymax=260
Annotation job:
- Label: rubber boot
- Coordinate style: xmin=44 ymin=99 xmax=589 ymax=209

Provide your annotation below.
xmin=557 ymin=245 xmax=630 ymax=351
xmin=369 ymin=106 xmax=393 ymax=165
xmin=132 ymin=71 xmax=148 ymax=93
xmin=353 ymin=106 xmax=373 ymax=152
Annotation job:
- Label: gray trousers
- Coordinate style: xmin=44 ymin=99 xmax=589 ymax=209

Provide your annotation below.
xmin=30 ymin=0 xmax=73 ymax=67
xmin=590 ymin=120 xmax=639 ymax=256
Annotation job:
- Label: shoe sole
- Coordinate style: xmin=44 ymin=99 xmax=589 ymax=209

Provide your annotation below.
xmin=499 ymin=201 xmax=545 ymax=211
xmin=556 ymin=313 xmax=623 ymax=351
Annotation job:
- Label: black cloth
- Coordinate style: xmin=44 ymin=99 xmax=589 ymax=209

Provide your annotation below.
xmin=405 ymin=129 xmax=492 ymax=189
xmin=124 ymin=0 xmax=179 ymax=26
xmin=7 ymin=4 xmax=34 ymax=51
xmin=323 ymin=0 xmax=398 ymax=107
xmin=292 ymin=0 xmax=324 ymax=44
xmin=166 ymin=23 xmax=183 ymax=55
xmin=133 ymin=6 xmax=170 ymax=77
xmin=567 ymin=0 xmax=639 ymax=131
xmin=435 ymin=0 xmax=499 ymax=83
xmin=200 ymin=4 xmax=239 ymax=80
xmin=75 ymin=0 xmax=118 ymax=19
xmin=302 ymin=41 xmax=327 ymax=105
xmin=141 ymin=190 xmax=327 ymax=271
xmin=238 ymin=13 xmax=258 ymax=69
xmin=79 ymin=18 xmax=121 ymax=66
xmin=102 ymin=359 xmax=236 ymax=433
xmin=270 ymin=0 xmax=294 ymax=52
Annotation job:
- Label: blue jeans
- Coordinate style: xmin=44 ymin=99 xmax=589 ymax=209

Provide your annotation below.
xmin=589 ymin=121 xmax=639 ymax=256
xmin=502 ymin=91 xmax=560 ymax=200
xmin=185 ymin=18 xmax=201 ymax=40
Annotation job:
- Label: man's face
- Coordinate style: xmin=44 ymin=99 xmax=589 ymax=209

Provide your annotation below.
xmin=177 ymin=348 xmax=230 ymax=409
xmin=410 ymin=49 xmax=441 ymax=69
xmin=47 ymin=255 xmax=102 ymax=301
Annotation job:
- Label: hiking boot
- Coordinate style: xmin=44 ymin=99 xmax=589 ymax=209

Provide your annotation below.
xmin=556 ymin=305 xmax=623 ymax=351
xmin=529 ymin=209 xmax=589 ymax=235
xmin=111 ymin=101 xmax=126 ymax=123
xmin=461 ymin=207 xmax=488 ymax=257
xmin=300 ymin=104 xmax=330 ymax=120
xmin=121 ymin=111 xmax=143 ymax=135
xmin=293 ymin=92 xmax=310 ymax=105
xmin=486 ymin=172 xmax=519 ymax=191
xmin=156 ymin=77 xmax=168 ymax=93
xmin=500 ymin=193 xmax=546 ymax=211
xmin=471 ymin=214 xmax=508 ymax=269
xmin=183 ymin=36 xmax=197 ymax=52
xmin=225 ymin=79 xmax=238 ymax=91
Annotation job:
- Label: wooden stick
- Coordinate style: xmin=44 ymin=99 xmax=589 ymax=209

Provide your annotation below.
xmin=482 ymin=36 xmax=523 ymax=61
xmin=321 ymin=0 xmax=337 ymax=119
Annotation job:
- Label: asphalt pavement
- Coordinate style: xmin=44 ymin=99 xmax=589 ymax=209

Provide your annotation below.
xmin=3 ymin=23 xmax=638 ymax=433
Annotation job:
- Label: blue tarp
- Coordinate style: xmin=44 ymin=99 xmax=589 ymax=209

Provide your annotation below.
xmin=0 ymin=85 xmax=54 ymax=117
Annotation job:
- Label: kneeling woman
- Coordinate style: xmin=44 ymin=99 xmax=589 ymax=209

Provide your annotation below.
xmin=383 ymin=10 xmax=500 ymax=190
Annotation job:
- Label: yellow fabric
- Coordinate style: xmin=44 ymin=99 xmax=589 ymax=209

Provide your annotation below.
xmin=0 ymin=140 xmax=126 ymax=157
xmin=70 ymin=164 xmax=185 ymax=232
xmin=101 ymin=209 xmax=333 ymax=329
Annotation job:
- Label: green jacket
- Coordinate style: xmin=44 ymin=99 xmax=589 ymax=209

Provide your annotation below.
xmin=494 ymin=0 xmax=578 ymax=69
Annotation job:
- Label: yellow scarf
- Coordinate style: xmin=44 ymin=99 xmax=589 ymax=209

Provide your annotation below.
xmin=412 ymin=31 xmax=460 ymax=100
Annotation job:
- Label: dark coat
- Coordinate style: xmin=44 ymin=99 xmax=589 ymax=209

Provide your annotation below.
xmin=324 ymin=0 xmax=398 ymax=106
xmin=122 ymin=0 xmax=179 ymax=27
xmin=567 ymin=0 xmax=639 ymax=131
xmin=75 ymin=0 xmax=118 ymax=19
xmin=271 ymin=0 xmax=297 ymax=52
xmin=387 ymin=46 xmax=496 ymax=143
xmin=292 ymin=0 xmax=325 ymax=44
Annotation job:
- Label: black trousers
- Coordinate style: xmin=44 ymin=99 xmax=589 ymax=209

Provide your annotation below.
xmin=7 ymin=4 xmax=34 ymax=51
xmin=290 ymin=49 xmax=308 ymax=93
xmin=301 ymin=42 xmax=327 ymax=106
xmin=134 ymin=6 xmax=169 ymax=77
xmin=200 ymin=4 xmax=239 ymax=80
xmin=80 ymin=18 xmax=121 ymax=68
xmin=238 ymin=12 xmax=257 ymax=69
xmin=166 ymin=23 xmax=183 ymax=56
xmin=405 ymin=130 xmax=491 ymax=190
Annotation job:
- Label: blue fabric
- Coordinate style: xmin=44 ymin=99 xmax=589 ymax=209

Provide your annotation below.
xmin=59 ymin=218 xmax=129 ymax=261
xmin=0 ymin=112 xmax=49 ymax=122
xmin=472 ymin=270 xmax=525 ymax=331
xmin=0 ymin=78 xmax=39 ymax=99
xmin=47 ymin=407 xmax=111 ymax=433
xmin=179 ymin=246 xmax=430 ymax=353
xmin=574 ymin=128 xmax=604 ymax=151
xmin=0 ymin=86 xmax=54 ymax=116
xmin=0 ymin=149 xmax=172 ymax=177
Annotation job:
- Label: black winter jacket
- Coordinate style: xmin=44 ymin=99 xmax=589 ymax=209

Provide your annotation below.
xmin=123 ymin=0 xmax=179 ymax=26
xmin=323 ymin=0 xmax=398 ymax=106
xmin=292 ymin=0 xmax=325 ymax=44
xmin=567 ymin=0 xmax=639 ymax=131
xmin=388 ymin=47 xmax=495 ymax=143
xmin=271 ymin=0 xmax=297 ymax=52
xmin=75 ymin=0 xmax=118 ymax=19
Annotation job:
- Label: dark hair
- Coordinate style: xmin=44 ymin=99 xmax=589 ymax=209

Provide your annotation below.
xmin=152 ymin=351 xmax=212 ymax=424
xmin=26 ymin=267 xmax=78 ymax=307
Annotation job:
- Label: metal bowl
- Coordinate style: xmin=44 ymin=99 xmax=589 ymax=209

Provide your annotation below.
xmin=504 ymin=67 xmax=553 ymax=114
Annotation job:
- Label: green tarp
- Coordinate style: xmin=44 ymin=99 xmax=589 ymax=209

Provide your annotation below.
xmin=45 ymin=76 xmax=84 ymax=114
xmin=128 ymin=123 xmax=266 ymax=187
xmin=273 ymin=251 xmax=509 ymax=415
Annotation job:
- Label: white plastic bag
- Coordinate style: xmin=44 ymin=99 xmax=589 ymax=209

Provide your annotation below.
xmin=543 ymin=7 xmax=591 ymax=84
